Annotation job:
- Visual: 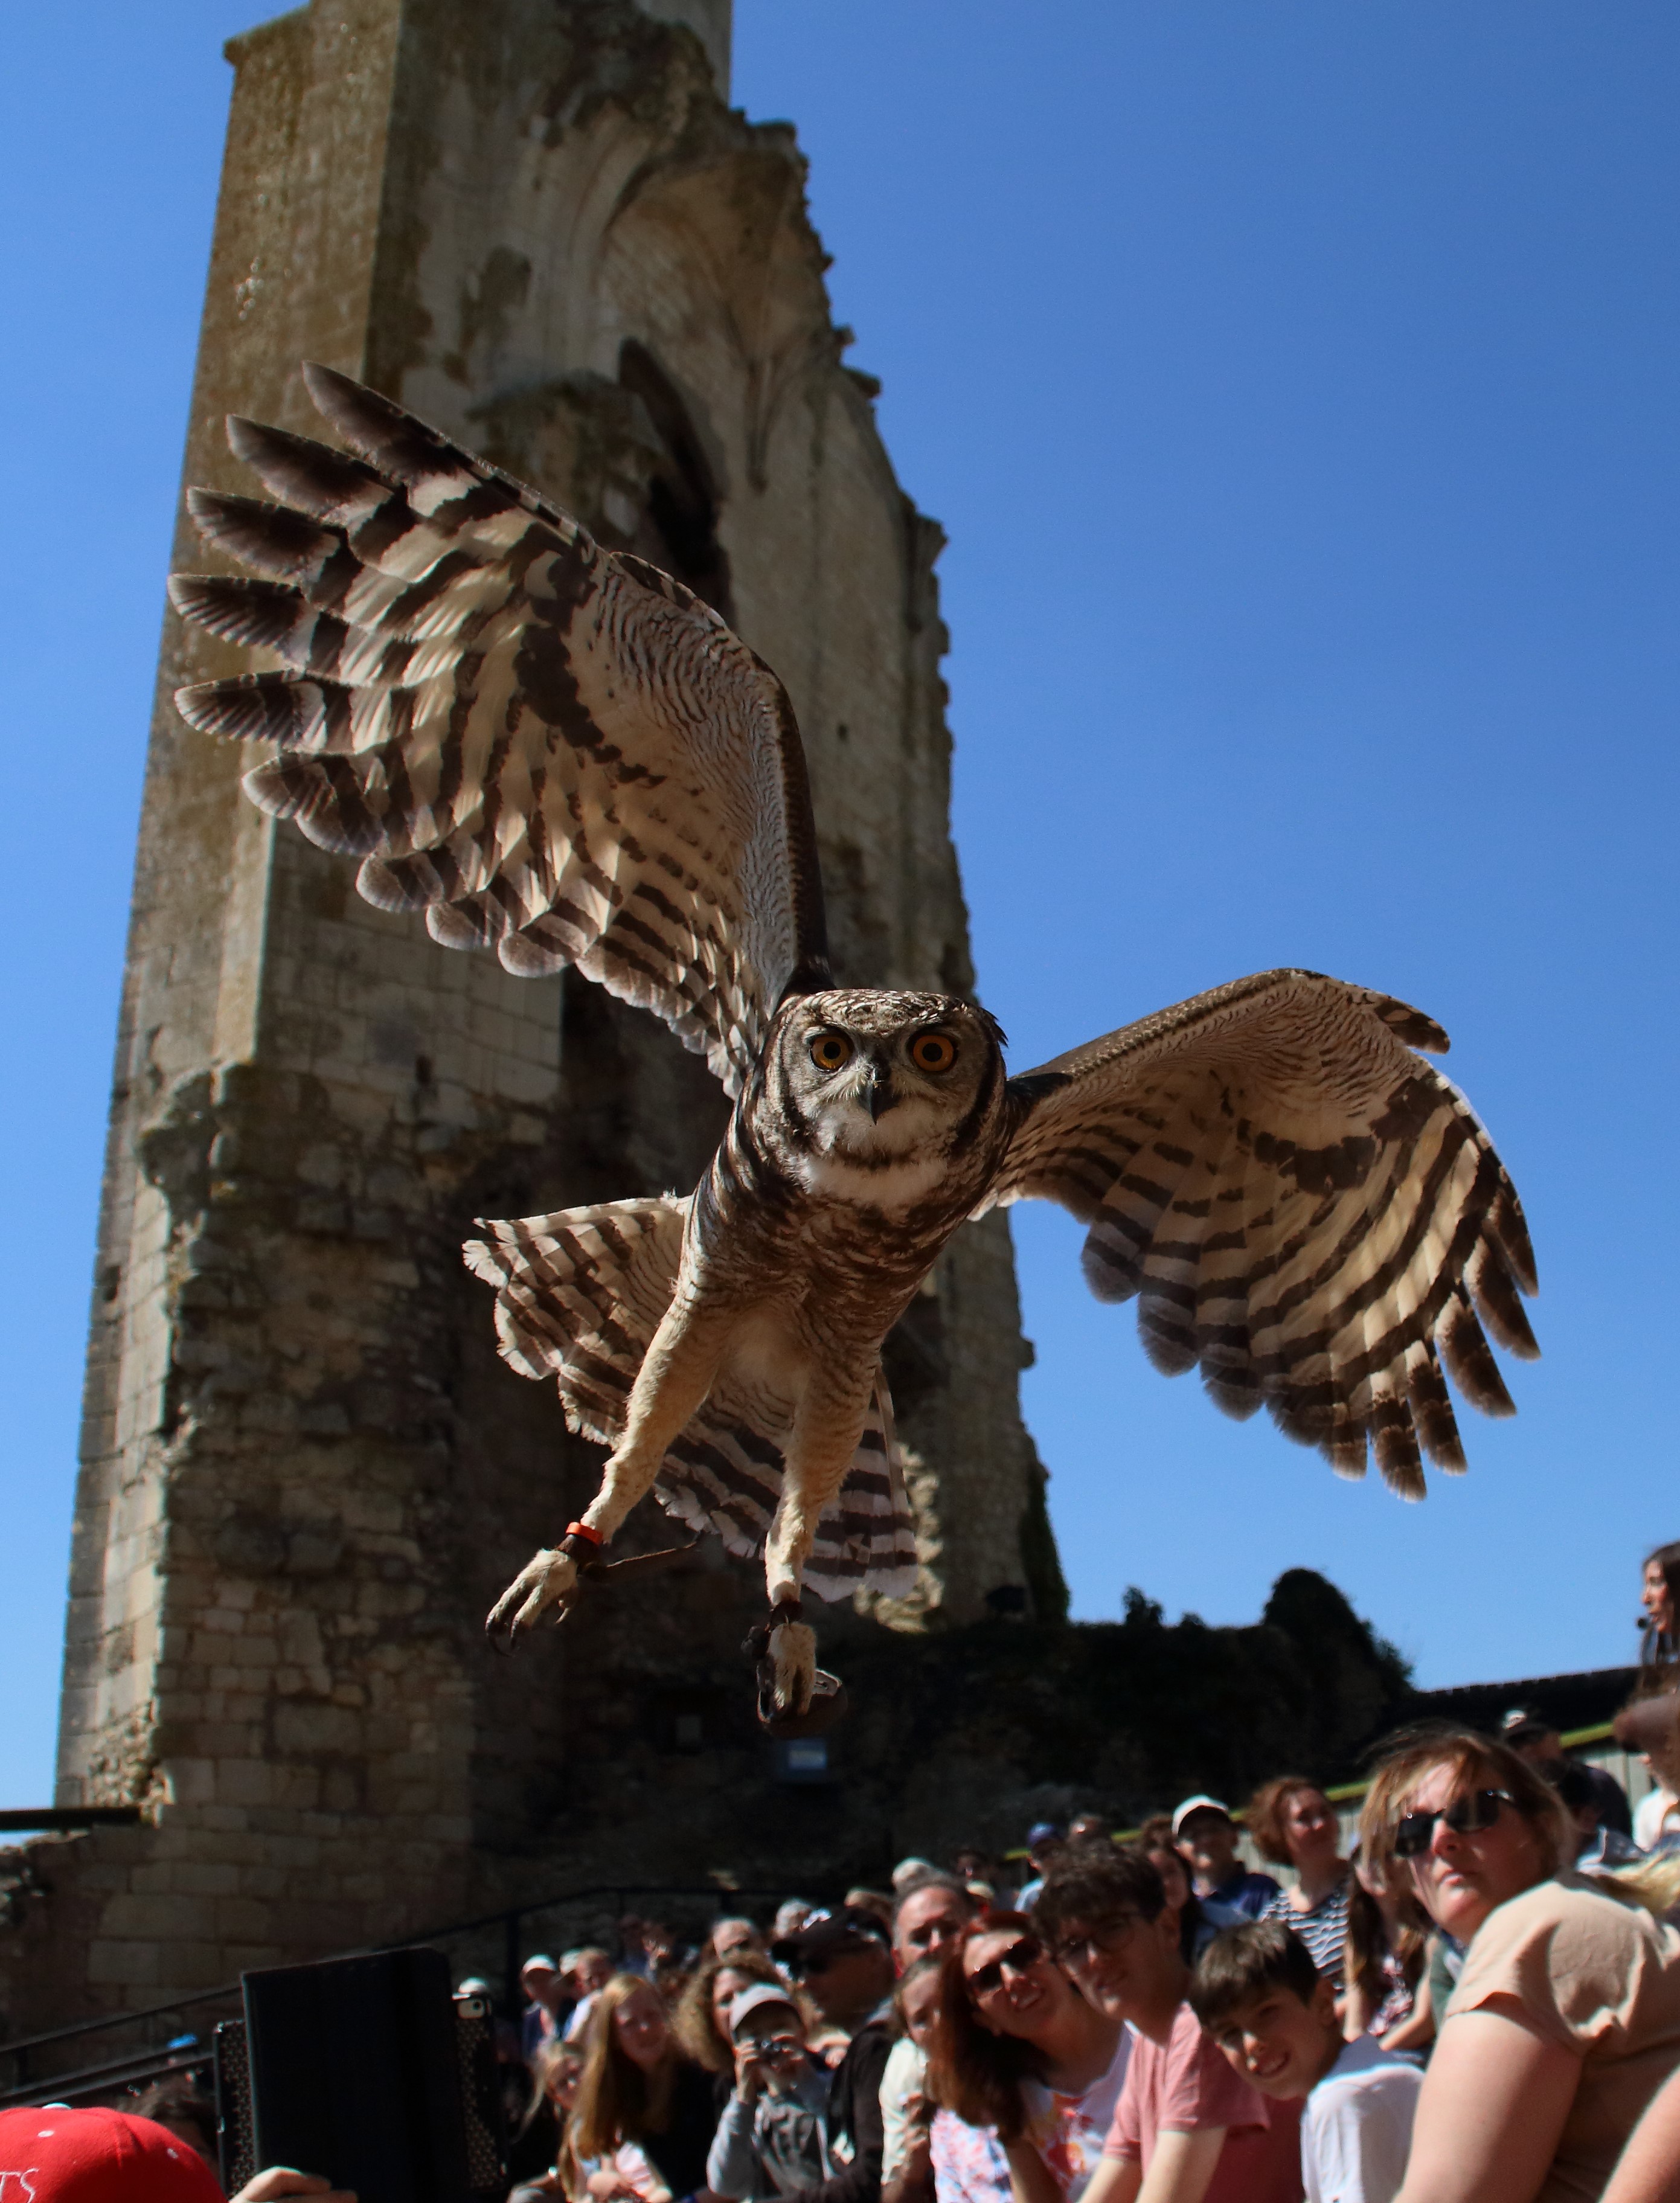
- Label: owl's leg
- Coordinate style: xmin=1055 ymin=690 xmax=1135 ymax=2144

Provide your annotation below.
xmin=486 ymin=1296 xmax=729 ymax=1644
xmin=748 ymin=1371 xmax=876 ymax=1730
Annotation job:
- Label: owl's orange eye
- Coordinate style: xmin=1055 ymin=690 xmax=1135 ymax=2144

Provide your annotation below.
xmin=809 ymin=1031 xmax=853 ymax=1073
xmin=909 ymin=1031 xmax=957 ymax=1074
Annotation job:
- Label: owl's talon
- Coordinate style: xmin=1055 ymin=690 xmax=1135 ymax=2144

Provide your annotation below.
xmin=744 ymin=1608 xmax=849 ymax=1735
xmin=486 ymin=1545 xmax=580 ymax=1649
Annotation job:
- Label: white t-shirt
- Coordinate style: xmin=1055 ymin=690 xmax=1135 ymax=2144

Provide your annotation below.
xmin=1019 ymin=2029 xmax=1130 ymax=2202
xmin=1302 ymin=2035 xmax=1422 ymax=2203
xmin=880 ymin=2036 xmax=925 ymax=2179
xmin=1634 ymin=1785 xmax=1680 ymax=1851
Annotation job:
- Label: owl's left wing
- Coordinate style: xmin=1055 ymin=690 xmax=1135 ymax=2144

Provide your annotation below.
xmin=168 ymin=365 xmax=829 ymax=1095
xmin=981 ymin=969 xmax=1537 ymax=1495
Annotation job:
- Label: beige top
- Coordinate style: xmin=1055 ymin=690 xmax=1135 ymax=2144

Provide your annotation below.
xmin=1447 ymin=1870 xmax=1680 ymax=2202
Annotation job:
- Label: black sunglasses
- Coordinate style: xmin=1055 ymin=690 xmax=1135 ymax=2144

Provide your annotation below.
xmin=964 ymin=1937 xmax=1042 ymax=1998
xmin=1393 ymin=1788 xmax=1516 ymax=1858
xmin=1048 ymin=1913 xmax=1146 ymax=1967
xmin=790 ymin=1938 xmax=877 ymax=1980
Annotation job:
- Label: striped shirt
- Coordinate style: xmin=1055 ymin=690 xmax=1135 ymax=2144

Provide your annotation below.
xmin=1260 ymin=1874 xmax=1351 ymax=1984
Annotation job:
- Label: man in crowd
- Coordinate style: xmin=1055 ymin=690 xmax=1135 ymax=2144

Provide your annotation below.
xmin=1016 ymin=1822 xmax=1065 ymax=1910
xmin=891 ymin=1871 xmax=972 ymax=1971
xmin=519 ymin=1952 xmax=570 ymax=2060
xmin=772 ymin=1906 xmax=898 ymax=2203
xmin=714 ymin=1916 xmax=765 ymax=1957
xmin=951 ymin=1845 xmax=1009 ymax=1910
xmin=1035 ymin=1847 xmax=1300 ymax=2203
xmin=562 ymin=1946 xmax=614 ymax=2042
xmin=1500 ymin=1707 xmax=1633 ymax=1838
xmin=1172 ymin=1797 xmax=1281 ymax=1921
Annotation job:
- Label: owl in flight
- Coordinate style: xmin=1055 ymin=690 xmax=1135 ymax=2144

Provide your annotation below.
xmin=171 ymin=366 xmax=1538 ymax=1730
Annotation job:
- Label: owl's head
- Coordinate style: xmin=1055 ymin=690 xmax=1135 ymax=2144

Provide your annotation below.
xmin=767 ymin=988 xmax=1008 ymax=1169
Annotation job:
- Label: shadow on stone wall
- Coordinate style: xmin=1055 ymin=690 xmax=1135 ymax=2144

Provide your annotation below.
xmin=470 ymin=1563 xmax=1415 ymax=1903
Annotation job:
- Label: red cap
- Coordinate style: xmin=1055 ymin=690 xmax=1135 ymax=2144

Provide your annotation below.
xmin=0 ymin=2107 xmax=225 ymax=2203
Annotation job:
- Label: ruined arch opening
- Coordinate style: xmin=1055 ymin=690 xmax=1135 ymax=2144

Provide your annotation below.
xmin=617 ymin=339 xmax=734 ymax=620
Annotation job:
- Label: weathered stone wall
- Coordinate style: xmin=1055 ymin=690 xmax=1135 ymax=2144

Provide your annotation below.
xmin=3 ymin=0 xmax=1056 ymax=2042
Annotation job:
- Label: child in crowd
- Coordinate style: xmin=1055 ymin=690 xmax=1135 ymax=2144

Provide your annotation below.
xmin=1190 ymin=1922 xmax=1421 ymax=2203
xmin=1615 ymin=1693 xmax=1680 ymax=1853
xmin=706 ymin=1982 xmax=832 ymax=2201
xmin=887 ymin=1953 xmax=1013 ymax=2203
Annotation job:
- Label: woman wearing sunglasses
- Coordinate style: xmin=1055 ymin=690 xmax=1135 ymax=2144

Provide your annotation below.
xmin=927 ymin=1913 xmax=1127 ymax=2203
xmin=1365 ymin=1724 xmax=1680 ymax=2203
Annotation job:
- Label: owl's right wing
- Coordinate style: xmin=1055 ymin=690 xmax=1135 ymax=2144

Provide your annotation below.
xmin=983 ymin=969 xmax=1537 ymax=1495
xmin=169 ymin=364 xmax=830 ymax=1096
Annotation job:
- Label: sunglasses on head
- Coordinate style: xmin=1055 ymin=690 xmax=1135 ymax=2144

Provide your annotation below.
xmin=1393 ymin=1787 xmax=1516 ymax=1858
xmin=964 ymin=1937 xmax=1042 ymax=1997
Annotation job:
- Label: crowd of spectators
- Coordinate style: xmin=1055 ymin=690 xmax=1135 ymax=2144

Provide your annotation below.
xmin=474 ymin=1722 xmax=1680 ymax=2197
xmin=467 ymin=1539 xmax=1680 ymax=2203
xmin=25 ymin=1542 xmax=1680 ymax=2203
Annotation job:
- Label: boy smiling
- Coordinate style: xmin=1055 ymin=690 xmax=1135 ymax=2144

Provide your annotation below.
xmin=1190 ymin=1922 xmax=1421 ymax=2203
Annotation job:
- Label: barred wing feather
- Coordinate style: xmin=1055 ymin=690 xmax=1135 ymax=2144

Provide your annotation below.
xmin=986 ymin=969 xmax=1537 ymax=1496
xmin=170 ymin=364 xmax=829 ymax=1095
xmin=463 ymin=1198 xmax=917 ymax=1599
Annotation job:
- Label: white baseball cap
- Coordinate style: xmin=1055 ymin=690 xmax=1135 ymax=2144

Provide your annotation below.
xmin=1170 ymin=1795 xmax=1233 ymax=1835
xmin=728 ymin=1983 xmax=803 ymax=2036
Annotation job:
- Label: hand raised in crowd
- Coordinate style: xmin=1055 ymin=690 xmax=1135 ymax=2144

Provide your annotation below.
xmin=232 ymin=2172 xmax=357 ymax=2203
xmin=584 ymin=2172 xmax=644 ymax=2202
xmin=880 ymin=2108 xmax=934 ymax=2203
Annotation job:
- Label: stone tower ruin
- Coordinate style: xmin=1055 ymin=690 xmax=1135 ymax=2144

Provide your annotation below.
xmin=3 ymin=0 xmax=1062 ymax=2039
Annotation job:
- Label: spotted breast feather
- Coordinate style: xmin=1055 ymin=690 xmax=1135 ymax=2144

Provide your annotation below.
xmin=464 ymin=1197 xmax=918 ymax=1599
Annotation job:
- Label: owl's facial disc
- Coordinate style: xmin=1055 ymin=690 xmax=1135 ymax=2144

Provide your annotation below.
xmin=780 ymin=992 xmax=999 ymax=1175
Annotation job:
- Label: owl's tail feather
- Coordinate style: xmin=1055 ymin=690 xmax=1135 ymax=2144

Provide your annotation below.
xmin=463 ymin=1196 xmax=919 ymax=1602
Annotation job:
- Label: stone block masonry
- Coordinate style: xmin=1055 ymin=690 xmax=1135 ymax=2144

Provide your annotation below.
xmin=1 ymin=0 xmax=1060 ymax=2042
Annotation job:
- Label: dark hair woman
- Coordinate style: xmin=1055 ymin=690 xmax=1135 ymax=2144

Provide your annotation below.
xmin=1362 ymin=1722 xmax=1680 ymax=2203
xmin=1134 ymin=1818 xmax=1217 ymax=1965
xmin=1246 ymin=1777 xmax=1351 ymax=1985
xmin=926 ymin=1911 xmax=1124 ymax=2203
xmin=1342 ymin=1849 xmax=1429 ymax=2048
xmin=571 ymin=1974 xmax=722 ymax=2202
xmin=1640 ymin=1542 xmax=1680 ymax=1670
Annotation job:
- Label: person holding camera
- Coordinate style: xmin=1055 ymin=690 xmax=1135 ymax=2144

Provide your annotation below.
xmin=707 ymin=1984 xmax=833 ymax=2200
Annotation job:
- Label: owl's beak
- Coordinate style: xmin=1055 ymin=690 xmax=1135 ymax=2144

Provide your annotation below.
xmin=860 ymin=1065 xmax=896 ymax=1120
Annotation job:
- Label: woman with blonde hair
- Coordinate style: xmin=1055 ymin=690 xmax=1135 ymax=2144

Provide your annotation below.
xmin=1247 ymin=1775 xmax=1353 ymax=1984
xmin=571 ymin=1973 xmax=723 ymax=2202
xmin=1364 ymin=1722 xmax=1680 ymax=2203
xmin=508 ymin=2041 xmax=586 ymax=2201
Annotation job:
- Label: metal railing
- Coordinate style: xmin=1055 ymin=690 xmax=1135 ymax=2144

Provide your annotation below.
xmin=0 ymin=1879 xmax=812 ymax=2108
xmin=0 ymin=1809 xmax=143 ymax=1835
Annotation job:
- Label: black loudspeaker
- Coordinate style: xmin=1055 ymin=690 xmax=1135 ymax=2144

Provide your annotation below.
xmin=213 ymin=1948 xmax=504 ymax=2203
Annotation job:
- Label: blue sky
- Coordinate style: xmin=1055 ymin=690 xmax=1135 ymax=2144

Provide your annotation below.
xmin=1 ymin=2 xmax=1675 ymax=1806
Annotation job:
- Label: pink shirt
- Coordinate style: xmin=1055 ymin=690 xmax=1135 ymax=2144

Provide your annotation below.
xmin=1105 ymin=2004 xmax=1302 ymax=2203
